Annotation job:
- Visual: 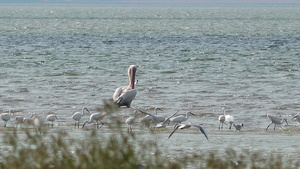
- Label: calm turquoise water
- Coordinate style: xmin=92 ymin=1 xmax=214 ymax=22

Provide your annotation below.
xmin=0 ymin=5 xmax=299 ymax=164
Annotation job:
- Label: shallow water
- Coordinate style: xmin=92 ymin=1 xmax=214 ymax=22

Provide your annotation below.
xmin=0 ymin=5 xmax=299 ymax=165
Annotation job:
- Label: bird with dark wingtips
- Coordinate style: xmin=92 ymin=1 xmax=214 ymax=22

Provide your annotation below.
xmin=168 ymin=122 xmax=209 ymax=140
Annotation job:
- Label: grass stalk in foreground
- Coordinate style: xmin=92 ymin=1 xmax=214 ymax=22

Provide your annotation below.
xmin=0 ymin=101 xmax=299 ymax=169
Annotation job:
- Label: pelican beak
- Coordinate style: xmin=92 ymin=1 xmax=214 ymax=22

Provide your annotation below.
xmin=130 ymin=67 xmax=136 ymax=89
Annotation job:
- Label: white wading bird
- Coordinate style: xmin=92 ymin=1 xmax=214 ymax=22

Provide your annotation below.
xmin=30 ymin=114 xmax=43 ymax=135
xmin=218 ymin=114 xmax=226 ymax=130
xmin=218 ymin=110 xmax=234 ymax=130
xmin=113 ymin=65 xmax=138 ymax=108
xmin=139 ymin=109 xmax=180 ymax=129
xmin=266 ymin=114 xmax=288 ymax=130
xmin=225 ymin=114 xmax=234 ymax=129
xmin=72 ymin=107 xmax=90 ymax=128
xmin=233 ymin=123 xmax=244 ymax=131
xmin=15 ymin=115 xmax=25 ymax=128
xmin=169 ymin=111 xmax=195 ymax=127
xmin=46 ymin=114 xmax=58 ymax=127
xmin=126 ymin=110 xmax=142 ymax=132
xmin=139 ymin=107 xmax=165 ymax=127
xmin=168 ymin=122 xmax=209 ymax=140
xmin=82 ymin=112 xmax=107 ymax=129
xmin=1 ymin=110 xmax=14 ymax=127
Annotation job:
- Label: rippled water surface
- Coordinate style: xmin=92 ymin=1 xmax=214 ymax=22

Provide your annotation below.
xmin=0 ymin=5 xmax=299 ymax=165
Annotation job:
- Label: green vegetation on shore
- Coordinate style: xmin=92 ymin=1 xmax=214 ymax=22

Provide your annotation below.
xmin=0 ymin=101 xmax=299 ymax=169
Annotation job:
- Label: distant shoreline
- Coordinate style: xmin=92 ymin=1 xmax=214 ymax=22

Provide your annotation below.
xmin=0 ymin=3 xmax=300 ymax=7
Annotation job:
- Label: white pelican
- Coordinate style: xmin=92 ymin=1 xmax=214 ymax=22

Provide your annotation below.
xmin=72 ymin=107 xmax=90 ymax=128
xmin=233 ymin=123 xmax=244 ymax=131
xmin=266 ymin=114 xmax=288 ymax=130
xmin=82 ymin=112 xmax=107 ymax=129
xmin=139 ymin=107 xmax=165 ymax=127
xmin=15 ymin=116 xmax=25 ymax=128
xmin=113 ymin=65 xmax=138 ymax=108
xmin=1 ymin=110 xmax=14 ymax=127
xmin=169 ymin=111 xmax=195 ymax=128
xmin=46 ymin=114 xmax=58 ymax=127
xmin=168 ymin=122 xmax=209 ymax=140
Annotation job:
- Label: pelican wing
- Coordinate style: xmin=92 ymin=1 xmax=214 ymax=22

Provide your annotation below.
xmin=113 ymin=86 xmax=137 ymax=107
xmin=113 ymin=86 xmax=124 ymax=102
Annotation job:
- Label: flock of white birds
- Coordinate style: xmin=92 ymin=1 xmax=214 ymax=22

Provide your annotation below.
xmin=0 ymin=65 xmax=298 ymax=139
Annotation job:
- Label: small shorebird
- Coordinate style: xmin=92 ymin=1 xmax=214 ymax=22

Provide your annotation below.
xmin=233 ymin=123 xmax=244 ymax=131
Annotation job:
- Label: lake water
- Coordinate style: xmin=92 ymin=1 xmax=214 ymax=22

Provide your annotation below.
xmin=0 ymin=4 xmax=299 ymax=166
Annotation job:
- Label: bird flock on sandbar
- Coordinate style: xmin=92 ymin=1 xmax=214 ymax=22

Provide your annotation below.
xmin=0 ymin=65 xmax=297 ymax=140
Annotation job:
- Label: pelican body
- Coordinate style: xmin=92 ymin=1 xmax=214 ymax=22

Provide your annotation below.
xmin=168 ymin=123 xmax=209 ymax=140
xmin=266 ymin=114 xmax=288 ymax=130
xmin=113 ymin=65 xmax=138 ymax=108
